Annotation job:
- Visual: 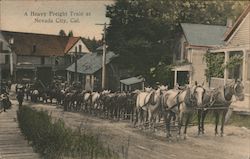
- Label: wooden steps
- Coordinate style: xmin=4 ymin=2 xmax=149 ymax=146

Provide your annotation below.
xmin=0 ymin=101 xmax=40 ymax=159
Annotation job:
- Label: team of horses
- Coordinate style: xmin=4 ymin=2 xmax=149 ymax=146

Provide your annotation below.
xmin=18 ymin=79 xmax=244 ymax=139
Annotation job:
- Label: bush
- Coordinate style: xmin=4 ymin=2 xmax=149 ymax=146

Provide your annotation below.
xmin=17 ymin=106 xmax=118 ymax=159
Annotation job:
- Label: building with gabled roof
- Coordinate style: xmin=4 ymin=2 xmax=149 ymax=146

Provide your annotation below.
xmin=210 ymin=4 xmax=250 ymax=112
xmin=66 ymin=49 xmax=118 ymax=91
xmin=1 ymin=30 xmax=90 ymax=84
xmin=172 ymin=23 xmax=227 ymax=86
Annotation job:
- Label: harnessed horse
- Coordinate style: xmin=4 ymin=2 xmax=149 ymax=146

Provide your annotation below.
xmin=161 ymin=84 xmax=206 ymax=138
xmin=198 ymin=79 xmax=244 ymax=136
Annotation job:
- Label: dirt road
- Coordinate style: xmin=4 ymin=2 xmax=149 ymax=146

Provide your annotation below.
xmin=14 ymin=98 xmax=247 ymax=159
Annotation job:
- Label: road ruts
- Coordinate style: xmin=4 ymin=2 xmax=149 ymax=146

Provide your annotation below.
xmin=0 ymin=100 xmax=40 ymax=159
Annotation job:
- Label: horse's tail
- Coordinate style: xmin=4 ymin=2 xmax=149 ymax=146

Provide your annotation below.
xmin=148 ymin=91 xmax=157 ymax=105
xmin=225 ymin=107 xmax=233 ymax=124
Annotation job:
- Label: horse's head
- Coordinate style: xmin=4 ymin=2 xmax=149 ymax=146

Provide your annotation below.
xmin=158 ymin=85 xmax=168 ymax=94
xmin=232 ymin=79 xmax=244 ymax=101
xmin=192 ymin=84 xmax=206 ymax=107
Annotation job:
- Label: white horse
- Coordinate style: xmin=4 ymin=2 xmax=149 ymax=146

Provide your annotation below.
xmin=147 ymin=85 xmax=168 ymax=130
xmin=161 ymin=83 xmax=205 ymax=138
xmin=134 ymin=87 xmax=153 ymax=128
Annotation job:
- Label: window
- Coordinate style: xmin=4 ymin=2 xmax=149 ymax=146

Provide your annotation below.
xmin=55 ymin=59 xmax=59 ymax=65
xmin=228 ymin=51 xmax=243 ymax=80
xmin=5 ymin=55 xmax=10 ymax=64
xmin=0 ymin=41 xmax=3 ymax=51
xmin=32 ymin=45 xmax=36 ymax=53
xmin=41 ymin=57 xmax=45 ymax=64
xmin=79 ymin=45 xmax=82 ymax=53
xmin=247 ymin=53 xmax=250 ymax=80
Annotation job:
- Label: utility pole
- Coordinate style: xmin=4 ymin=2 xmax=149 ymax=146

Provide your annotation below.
xmin=96 ymin=23 xmax=109 ymax=90
xmin=74 ymin=47 xmax=77 ymax=83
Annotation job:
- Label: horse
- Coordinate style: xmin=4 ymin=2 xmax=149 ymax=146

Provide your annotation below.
xmin=198 ymin=79 xmax=244 ymax=136
xmin=146 ymin=85 xmax=168 ymax=130
xmin=55 ymin=89 xmax=65 ymax=105
xmin=30 ymin=89 xmax=40 ymax=103
xmin=90 ymin=91 xmax=101 ymax=115
xmin=126 ymin=90 xmax=141 ymax=122
xmin=161 ymin=83 xmax=205 ymax=138
xmin=82 ymin=91 xmax=92 ymax=112
xmin=133 ymin=87 xmax=153 ymax=128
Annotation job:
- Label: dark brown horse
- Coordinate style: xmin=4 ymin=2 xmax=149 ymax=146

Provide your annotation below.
xmin=198 ymin=79 xmax=244 ymax=136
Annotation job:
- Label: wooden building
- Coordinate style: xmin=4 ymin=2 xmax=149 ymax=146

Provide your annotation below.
xmin=0 ymin=31 xmax=13 ymax=81
xmin=210 ymin=5 xmax=250 ymax=111
xmin=172 ymin=23 xmax=227 ymax=86
xmin=66 ymin=48 xmax=119 ymax=91
xmin=120 ymin=77 xmax=145 ymax=92
xmin=1 ymin=30 xmax=90 ymax=84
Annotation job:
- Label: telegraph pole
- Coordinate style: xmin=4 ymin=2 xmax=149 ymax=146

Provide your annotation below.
xmin=74 ymin=47 xmax=77 ymax=83
xmin=96 ymin=23 xmax=109 ymax=90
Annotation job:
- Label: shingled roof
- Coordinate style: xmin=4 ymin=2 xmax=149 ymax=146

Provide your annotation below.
xmin=64 ymin=37 xmax=80 ymax=53
xmin=66 ymin=51 xmax=118 ymax=74
xmin=181 ymin=23 xmax=227 ymax=47
xmin=1 ymin=30 xmax=85 ymax=57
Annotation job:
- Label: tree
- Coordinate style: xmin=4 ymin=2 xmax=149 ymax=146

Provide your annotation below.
xmin=82 ymin=37 xmax=102 ymax=52
xmin=68 ymin=30 xmax=74 ymax=37
xmin=106 ymin=0 xmax=246 ymax=84
xmin=59 ymin=29 xmax=66 ymax=36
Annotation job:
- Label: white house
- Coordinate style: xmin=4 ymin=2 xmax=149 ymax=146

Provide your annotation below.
xmin=1 ymin=30 xmax=90 ymax=84
xmin=210 ymin=5 xmax=250 ymax=111
xmin=172 ymin=23 xmax=227 ymax=86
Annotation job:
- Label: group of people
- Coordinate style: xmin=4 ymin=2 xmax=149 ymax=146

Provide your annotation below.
xmin=0 ymin=81 xmax=12 ymax=112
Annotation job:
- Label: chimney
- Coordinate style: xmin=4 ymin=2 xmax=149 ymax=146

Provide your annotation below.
xmin=226 ymin=18 xmax=233 ymax=28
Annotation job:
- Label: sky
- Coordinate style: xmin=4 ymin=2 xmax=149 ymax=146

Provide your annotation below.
xmin=0 ymin=0 xmax=114 ymax=39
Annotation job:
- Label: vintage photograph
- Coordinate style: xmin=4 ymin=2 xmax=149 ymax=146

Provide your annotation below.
xmin=0 ymin=0 xmax=249 ymax=158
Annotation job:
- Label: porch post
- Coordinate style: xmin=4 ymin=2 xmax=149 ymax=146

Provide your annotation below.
xmin=129 ymin=85 xmax=131 ymax=92
xmin=10 ymin=53 xmax=13 ymax=76
xmin=142 ymin=81 xmax=145 ymax=91
xmin=120 ymin=83 xmax=123 ymax=92
xmin=188 ymin=71 xmax=192 ymax=85
xmin=174 ymin=70 xmax=178 ymax=86
xmin=242 ymin=49 xmax=247 ymax=84
xmin=91 ymin=75 xmax=95 ymax=91
xmin=224 ymin=51 xmax=229 ymax=85
xmin=67 ymin=71 xmax=70 ymax=82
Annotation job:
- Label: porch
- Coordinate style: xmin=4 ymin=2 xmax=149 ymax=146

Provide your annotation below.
xmin=210 ymin=48 xmax=250 ymax=112
xmin=171 ymin=64 xmax=192 ymax=86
